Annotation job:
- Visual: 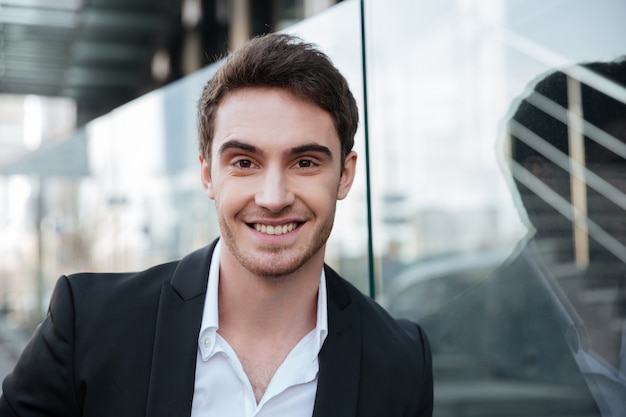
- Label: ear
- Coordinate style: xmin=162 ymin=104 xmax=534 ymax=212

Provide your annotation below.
xmin=199 ymin=155 xmax=215 ymax=200
xmin=337 ymin=151 xmax=357 ymax=200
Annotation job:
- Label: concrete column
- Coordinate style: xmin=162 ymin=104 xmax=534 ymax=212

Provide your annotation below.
xmin=229 ymin=0 xmax=251 ymax=49
xmin=304 ymin=0 xmax=336 ymax=17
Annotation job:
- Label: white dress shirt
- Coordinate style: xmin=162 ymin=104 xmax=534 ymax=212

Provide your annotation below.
xmin=190 ymin=240 xmax=328 ymax=417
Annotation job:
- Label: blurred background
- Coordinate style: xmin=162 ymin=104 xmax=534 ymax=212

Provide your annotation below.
xmin=1 ymin=0 xmax=625 ymax=415
xmin=0 ymin=0 xmax=345 ymax=374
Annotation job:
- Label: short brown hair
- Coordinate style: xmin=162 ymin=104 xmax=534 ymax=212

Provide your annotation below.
xmin=197 ymin=33 xmax=358 ymax=165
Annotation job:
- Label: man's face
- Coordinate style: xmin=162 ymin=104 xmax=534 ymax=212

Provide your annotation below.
xmin=200 ymin=87 xmax=357 ymax=278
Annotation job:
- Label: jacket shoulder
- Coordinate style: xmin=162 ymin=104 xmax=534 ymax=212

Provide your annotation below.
xmin=325 ymin=265 xmax=430 ymax=359
xmin=324 ymin=265 xmax=433 ymax=415
xmin=65 ymin=260 xmax=180 ymax=292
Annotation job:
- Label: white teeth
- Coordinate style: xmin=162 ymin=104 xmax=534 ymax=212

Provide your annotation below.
xmin=254 ymin=222 xmax=297 ymax=235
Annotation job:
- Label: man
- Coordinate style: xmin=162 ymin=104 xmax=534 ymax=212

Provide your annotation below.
xmin=419 ymin=58 xmax=626 ymax=416
xmin=0 ymin=33 xmax=433 ymax=417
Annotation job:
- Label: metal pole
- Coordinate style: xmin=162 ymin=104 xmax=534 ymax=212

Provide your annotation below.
xmin=359 ymin=0 xmax=376 ymax=298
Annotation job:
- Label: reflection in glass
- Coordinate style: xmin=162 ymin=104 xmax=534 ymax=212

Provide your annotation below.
xmin=377 ymin=0 xmax=626 ymax=415
xmin=392 ymin=56 xmax=626 ymax=417
xmin=500 ymin=60 xmax=625 ymax=416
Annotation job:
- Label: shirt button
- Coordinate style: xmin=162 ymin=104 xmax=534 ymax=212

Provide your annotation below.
xmin=203 ymin=337 xmax=211 ymax=347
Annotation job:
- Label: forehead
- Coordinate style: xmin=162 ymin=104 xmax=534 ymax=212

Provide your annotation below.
xmin=211 ymin=87 xmax=340 ymax=156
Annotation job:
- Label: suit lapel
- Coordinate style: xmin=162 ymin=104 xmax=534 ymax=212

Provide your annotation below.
xmin=312 ymin=266 xmax=362 ymax=417
xmin=144 ymin=244 xmax=362 ymax=416
xmin=145 ymin=242 xmax=216 ymax=417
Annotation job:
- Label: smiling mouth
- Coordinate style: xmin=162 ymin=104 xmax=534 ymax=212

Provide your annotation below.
xmin=251 ymin=222 xmax=300 ymax=236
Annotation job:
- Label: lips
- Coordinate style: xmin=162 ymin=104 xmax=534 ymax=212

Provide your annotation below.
xmin=252 ymin=222 xmax=299 ymax=235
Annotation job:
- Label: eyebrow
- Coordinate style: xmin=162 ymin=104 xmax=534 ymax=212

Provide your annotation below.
xmin=218 ymin=140 xmax=259 ymax=156
xmin=218 ymin=140 xmax=333 ymax=160
xmin=289 ymin=143 xmax=333 ymax=160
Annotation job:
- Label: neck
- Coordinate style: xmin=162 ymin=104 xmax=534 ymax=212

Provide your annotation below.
xmin=217 ymin=251 xmax=322 ymax=340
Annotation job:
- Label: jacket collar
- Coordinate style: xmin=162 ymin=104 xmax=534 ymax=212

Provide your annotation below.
xmin=145 ymin=240 xmax=217 ymax=417
xmin=170 ymin=240 xmax=217 ymax=300
xmin=312 ymin=265 xmax=362 ymax=417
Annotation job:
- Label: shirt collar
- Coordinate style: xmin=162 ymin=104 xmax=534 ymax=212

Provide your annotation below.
xmin=198 ymin=239 xmax=328 ymax=360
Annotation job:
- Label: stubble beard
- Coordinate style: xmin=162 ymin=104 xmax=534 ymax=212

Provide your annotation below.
xmin=218 ymin=206 xmax=337 ymax=280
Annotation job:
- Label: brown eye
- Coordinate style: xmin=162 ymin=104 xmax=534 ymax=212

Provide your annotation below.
xmin=298 ymin=159 xmax=313 ymax=168
xmin=236 ymin=159 xmax=252 ymax=168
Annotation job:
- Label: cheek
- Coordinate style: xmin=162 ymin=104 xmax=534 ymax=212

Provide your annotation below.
xmin=214 ymin=184 xmax=250 ymax=212
xmin=298 ymin=178 xmax=339 ymax=208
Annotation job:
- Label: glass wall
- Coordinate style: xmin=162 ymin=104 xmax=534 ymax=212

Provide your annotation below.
xmin=363 ymin=1 xmax=625 ymax=416
xmin=1 ymin=0 xmax=625 ymax=415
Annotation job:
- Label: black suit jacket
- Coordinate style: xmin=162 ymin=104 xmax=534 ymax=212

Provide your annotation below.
xmin=0 ymin=240 xmax=433 ymax=416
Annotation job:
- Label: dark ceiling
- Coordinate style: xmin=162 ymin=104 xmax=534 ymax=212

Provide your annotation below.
xmin=0 ymin=0 xmax=321 ymax=126
xmin=0 ymin=0 xmax=185 ymax=123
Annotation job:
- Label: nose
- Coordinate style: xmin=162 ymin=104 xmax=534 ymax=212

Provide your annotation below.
xmin=255 ymin=167 xmax=295 ymax=212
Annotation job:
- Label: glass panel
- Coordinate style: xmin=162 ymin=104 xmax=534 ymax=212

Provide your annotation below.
xmin=371 ymin=1 xmax=626 ymax=415
xmin=283 ymin=0 xmax=370 ymax=293
xmin=83 ymin=73 xmax=217 ymax=273
xmin=0 ymin=0 xmax=368 ymax=335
